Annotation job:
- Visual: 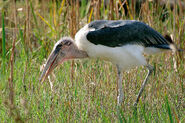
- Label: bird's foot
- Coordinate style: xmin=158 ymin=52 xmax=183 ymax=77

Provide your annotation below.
xmin=133 ymin=102 xmax=138 ymax=111
xmin=133 ymin=102 xmax=138 ymax=107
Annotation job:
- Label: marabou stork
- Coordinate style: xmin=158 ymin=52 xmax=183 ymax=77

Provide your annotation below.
xmin=40 ymin=20 xmax=178 ymax=106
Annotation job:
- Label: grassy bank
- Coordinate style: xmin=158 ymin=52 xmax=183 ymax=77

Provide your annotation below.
xmin=0 ymin=0 xmax=184 ymax=122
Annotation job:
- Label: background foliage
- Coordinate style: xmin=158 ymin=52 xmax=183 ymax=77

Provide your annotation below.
xmin=0 ymin=0 xmax=184 ymax=122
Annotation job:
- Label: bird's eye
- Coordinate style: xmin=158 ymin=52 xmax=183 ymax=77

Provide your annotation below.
xmin=64 ymin=41 xmax=72 ymax=46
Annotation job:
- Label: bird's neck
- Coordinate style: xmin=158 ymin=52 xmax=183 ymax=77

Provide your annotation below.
xmin=75 ymin=49 xmax=88 ymax=59
xmin=71 ymin=43 xmax=88 ymax=59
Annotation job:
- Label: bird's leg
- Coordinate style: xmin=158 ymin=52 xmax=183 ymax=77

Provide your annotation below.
xmin=134 ymin=65 xmax=154 ymax=107
xmin=116 ymin=65 xmax=124 ymax=105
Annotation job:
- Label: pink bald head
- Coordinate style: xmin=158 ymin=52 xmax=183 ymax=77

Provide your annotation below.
xmin=39 ymin=37 xmax=88 ymax=82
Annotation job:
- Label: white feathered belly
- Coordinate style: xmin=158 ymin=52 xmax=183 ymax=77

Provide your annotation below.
xmin=75 ymin=25 xmax=148 ymax=70
xmin=87 ymin=44 xmax=147 ymax=70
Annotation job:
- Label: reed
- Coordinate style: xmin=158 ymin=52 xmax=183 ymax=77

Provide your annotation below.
xmin=1 ymin=9 xmax=6 ymax=74
xmin=0 ymin=0 xmax=184 ymax=122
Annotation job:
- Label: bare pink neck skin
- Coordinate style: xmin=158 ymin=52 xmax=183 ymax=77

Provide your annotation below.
xmin=74 ymin=49 xmax=88 ymax=59
xmin=67 ymin=44 xmax=89 ymax=60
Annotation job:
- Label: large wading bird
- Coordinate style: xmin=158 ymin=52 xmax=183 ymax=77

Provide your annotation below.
xmin=40 ymin=20 xmax=179 ymax=106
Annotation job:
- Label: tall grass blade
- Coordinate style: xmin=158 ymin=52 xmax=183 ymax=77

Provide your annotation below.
xmin=165 ymin=95 xmax=173 ymax=123
xmin=30 ymin=1 xmax=40 ymax=33
xmin=80 ymin=0 xmax=87 ymax=18
xmin=58 ymin=0 xmax=65 ymax=15
xmin=1 ymin=9 xmax=6 ymax=74
xmin=125 ymin=0 xmax=133 ymax=20
xmin=118 ymin=0 xmax=126 ymax=16
xmin=118 ymin=107 xmax=127 ymax=123
xmin=141 ymin=103 xmax=148 ymax=122
xmin=19 ymin=28 xmax=28 ymax=60
xmin=53 ymin=2 xmax=57 ymax=28
xmin=2 ymin=11 xmax=5 ymax=59
xmin=57 ymin=0 xmax=65 ymax=30
xmin=37 ymin=12 xmax=56 ymax=33
xmin=88 ymin=8 xmax=93 ymax=23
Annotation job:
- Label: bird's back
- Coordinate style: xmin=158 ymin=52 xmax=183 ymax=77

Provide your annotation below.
xmin=87 ymin=20 xmax=172 ymax=48
xmin=75 ymin=20 xmax=176 ymax=70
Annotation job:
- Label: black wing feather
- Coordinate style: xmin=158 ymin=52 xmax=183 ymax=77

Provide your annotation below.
xmin=87 ymin=20 xmax=170 ymax=48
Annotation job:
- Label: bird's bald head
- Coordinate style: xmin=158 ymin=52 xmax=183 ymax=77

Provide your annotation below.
xmin=40 ymin=37 xmax=88 ymax=83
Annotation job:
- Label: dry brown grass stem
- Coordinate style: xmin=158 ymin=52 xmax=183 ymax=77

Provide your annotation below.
xmin=69 ymin=0 xmax=78 ymax=85
xmin=109 ymin=0 xmax=114 ymax=20
xmin=125 ymin=0 xmax=133 ymax=20
xmin=22 ymin=61 xmax=28 ymax=89
xmin=8 ymin=0 xmax=23 ymax=122
xmin=118 ymin=0 xmax=126 ymax=17
xmin=1 ymin=0 xmax=184 ymax=122
xmin=9 ymin=0 xmax=16 ymax=109
xmin=131 ymin=0 xmax=135 ymax=18
xmin=93 ymin=0 xmax=101 ymax=20
xmin=26 ymin=0 xmax=31 ymax=51
xmin=173 ymin=1 xmax=178 ymax=72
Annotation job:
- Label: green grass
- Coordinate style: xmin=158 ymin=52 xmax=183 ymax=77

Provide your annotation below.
xmin=0 ymin=0 xmax=184 ymax=122
xmin=1 ymin=9 xmax=6 ymax=75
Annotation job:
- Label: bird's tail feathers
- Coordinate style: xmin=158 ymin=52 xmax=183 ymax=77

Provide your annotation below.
xmin=164 ymin=34 xmax=183 ymax=52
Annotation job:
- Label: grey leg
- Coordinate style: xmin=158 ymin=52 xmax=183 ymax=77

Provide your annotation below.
xmin=134 ymin=65 xmax=154 ymax=107
xmin=117 ymin=65 xmax=124 ymax=105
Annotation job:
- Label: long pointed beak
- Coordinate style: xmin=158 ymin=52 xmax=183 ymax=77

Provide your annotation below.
xmin=39 ymin=50 xmax=59 ymax=83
